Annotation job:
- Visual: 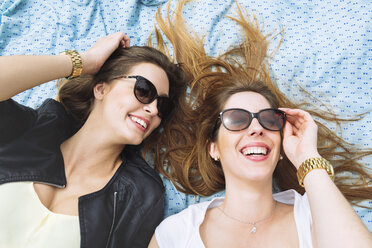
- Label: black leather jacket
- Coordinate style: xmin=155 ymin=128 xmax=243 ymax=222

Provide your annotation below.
xmin=0 ymin=99 xmax=164 ymax=247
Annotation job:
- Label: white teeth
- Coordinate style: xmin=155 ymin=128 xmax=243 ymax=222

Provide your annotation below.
xmin=242 ymin=147 xmax=268 ymax=156
xmin=130 ymin=116 xmax=147 ymax=129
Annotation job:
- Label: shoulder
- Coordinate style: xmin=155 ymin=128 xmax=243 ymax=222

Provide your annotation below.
xmin=38 ymin=98 xmax=65 ymax=113
xmin=155 ymin=198 xmax=220 ymax=247
xmin=0 ymin=98 xmax=75 ymax=144
xmin=37 ymin=99 xmax=78 ymax=130
xmin=274 ymin=189 xmax=313 ymax=247
xmin=2 ymin=98 xmax=70 ymax=117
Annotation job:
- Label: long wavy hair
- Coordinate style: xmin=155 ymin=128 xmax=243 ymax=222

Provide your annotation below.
xmin=145 ymin=0 xmax=372 ymax=204
xmin=57 ymin=46 xmax=188 ymax=144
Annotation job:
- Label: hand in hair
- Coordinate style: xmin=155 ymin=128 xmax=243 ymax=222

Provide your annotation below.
xmin=81 ymin=32 xmax=131 ymax=75
xmin=280 ymin=108 xmax=320 ymax=169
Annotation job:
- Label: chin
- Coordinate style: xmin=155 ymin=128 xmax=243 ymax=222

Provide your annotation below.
xmin=240 ymin=167 xmax=273 ymax=182
xmin=116 ymin=132 xmax=144 ymax=146
xmin=127 ymin=137 xmax=144 ymax=146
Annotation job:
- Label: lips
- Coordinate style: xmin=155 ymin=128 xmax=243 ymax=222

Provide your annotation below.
xmin=129 ymin=115 xmax=150 ymax=132
xmin=242 ymin=146 xmax=268 ymax=156
xmin=240 ymin=142 xmax=271 ymax=161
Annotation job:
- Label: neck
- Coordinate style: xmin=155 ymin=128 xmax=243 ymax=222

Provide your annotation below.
xmin=61 ymin=122 xmax=125 ymax=178
xmin=221 ymin=178 xmax=276 ymax=224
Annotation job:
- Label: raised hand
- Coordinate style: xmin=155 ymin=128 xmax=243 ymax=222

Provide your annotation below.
xmin=81 ymin=32 xmax=131 ymax=75
xmin=280 ymin=108 xmax=320 ymax=169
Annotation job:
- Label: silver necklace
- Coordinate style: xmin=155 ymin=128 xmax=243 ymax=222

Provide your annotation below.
xmin=217 ymin=201 xmax=277 ymax=234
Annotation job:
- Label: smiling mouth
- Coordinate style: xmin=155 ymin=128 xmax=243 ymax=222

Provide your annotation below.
xmin=130 ymin=116 xmax=148 ymax=129
xmin=241 ymin=146 xmax=269 ymax=156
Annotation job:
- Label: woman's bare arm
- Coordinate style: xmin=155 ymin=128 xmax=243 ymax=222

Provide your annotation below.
xmin=0 ymin=32 xmax=130 ymax=102
xmin=281 ymin=108 xmax=372 ymax=247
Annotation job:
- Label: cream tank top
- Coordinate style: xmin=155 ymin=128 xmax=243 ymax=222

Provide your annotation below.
xmin=0 ymin=182 xmax=80 ymax=248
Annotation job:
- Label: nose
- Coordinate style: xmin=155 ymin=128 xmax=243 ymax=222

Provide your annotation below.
xmin=247 ymin=117 xmax=264 ymax=136
xmin=143 ymin=98 xmax=159 ymax=116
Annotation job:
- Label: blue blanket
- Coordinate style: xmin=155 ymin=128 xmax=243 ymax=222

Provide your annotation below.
xmin=1 ymin=0 xmax=371 ymax=230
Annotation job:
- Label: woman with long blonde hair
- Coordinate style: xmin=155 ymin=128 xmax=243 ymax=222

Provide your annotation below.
xmin=148 ymin=1 xmax=372 ymax=247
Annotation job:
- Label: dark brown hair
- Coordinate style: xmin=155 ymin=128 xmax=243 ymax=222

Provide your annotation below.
xmin=148 ymin=0 xmax=372 ymax=205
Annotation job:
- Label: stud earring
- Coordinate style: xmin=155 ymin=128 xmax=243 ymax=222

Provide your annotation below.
xmin=279 ymin=155 xmax=283 ymax=160
xmin=214 ymin=156 xmax=220 ymax=162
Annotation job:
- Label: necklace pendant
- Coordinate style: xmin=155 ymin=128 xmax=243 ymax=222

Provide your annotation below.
xmin=250 ymin=226 xmax=257 ymax=234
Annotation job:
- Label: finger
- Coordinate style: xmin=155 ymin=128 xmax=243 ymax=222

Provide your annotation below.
xmin=291 ymin=125 xmax=301 ymax=136
xmin=118 ymin=33 xmax=131 ymax=47
xmin=286 ymin=115 xmax=303 ymax=130
xmin=287 ymin=115 xmax=302 ymax=124
xmin=284 ymin=117 xmax=303 ymax=137
xmin=281 ymin=108 xmax=313 ymax=127
xmin=282 ymin=108 xmax=318 ymax=137
xmin=283 ymin=118 xmax=294 ymax=138
xmin=292 ymin=110 xmax=317 ymax=131
xmin=123 ymin=34 xmax=130 ymax=47
xmin=110 ymin=32 xmax=123 ymax=40
xmin=110 ymin=32 xmax=128 ymax=47
xmin=281 ymin=108 xmax=313 ymax=122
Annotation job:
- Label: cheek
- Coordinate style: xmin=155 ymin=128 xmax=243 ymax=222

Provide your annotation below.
xmin=272 ymin=134 xmax=282 ymax=154
xmin=149 ymin=117 xmax=162 ymax=131
xmin=275 ymin=134 xmax=282 ymax=147
xmin=216 ymin=130 xmax=238 ymax=155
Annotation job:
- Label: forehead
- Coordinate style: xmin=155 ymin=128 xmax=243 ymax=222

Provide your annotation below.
xmin=127 ymin=62 xmax=170 ymax=96
xmin=223 ymin=91 xmax=271 ymax=112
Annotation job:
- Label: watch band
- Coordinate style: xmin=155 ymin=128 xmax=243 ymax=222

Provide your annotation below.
xmin=64 ymin=50 xmax=83 ymax=79
xmin=297 ymin=157 xmax=334 ymax=187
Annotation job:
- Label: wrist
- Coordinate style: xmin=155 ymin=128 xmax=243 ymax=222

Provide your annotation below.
xmin=61 ymin=50 xmax=83 ymax=79
xmin=79 ymin=52 xmax=100 ymax=75
xmin=294 ymin=152 xmax=321 ymax=169
xmin=302 ymin=169 xmax=330 ymax=187
xmin=59 ymin=53 xmax=74 ymax=78
xmin=297 ymin=157 xmax=334 ymax=187
xmin=79 ymin=52 xmax=90 ymax=74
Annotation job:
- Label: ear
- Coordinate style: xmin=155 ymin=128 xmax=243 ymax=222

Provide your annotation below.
xmin=93 ymin=82 xmax=109 ymax=100
xmin=208 ymin=140 xmax=220 ymax=161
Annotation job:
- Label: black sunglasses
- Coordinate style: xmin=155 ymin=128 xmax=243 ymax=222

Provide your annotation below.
xmin=219 ymin=108 xmax=286 ymax=131
xmin=118 ymin=75 xmax=173 ymax=119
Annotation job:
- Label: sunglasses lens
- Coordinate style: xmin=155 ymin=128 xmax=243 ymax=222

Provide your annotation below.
xmin=157 ymin=97 xmax=173 ymax=119
xmin=134 ymin=77 xmax=156 ymax=104
xmin=222 ymin=109 xmax=251 ymax=131
xmin=131 ymin=76 xmax=172 ymax=119
xmin=221 ymin=108 xmax=286 ymax=131
xmin=259 ymin=109 xmax=285 ymax=131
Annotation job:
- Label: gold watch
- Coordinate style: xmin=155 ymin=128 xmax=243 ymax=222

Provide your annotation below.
xmin=297 ymin=157 xmax=334 ymax=187
xmin=63 ymin=50 xmax=83 ymax=79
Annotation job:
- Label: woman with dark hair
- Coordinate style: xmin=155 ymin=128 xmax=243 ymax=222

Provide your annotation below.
xmin=148 ymin=1 xmax=372 ymax=247
xmin=0 ymin=32 xmax=187 ymax=247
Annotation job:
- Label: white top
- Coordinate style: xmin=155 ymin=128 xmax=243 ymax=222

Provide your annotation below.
xmin=0 ymin=182 xmax=80 ymax=248
xmin=155 ymin=189 xmax=313 ymax=248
